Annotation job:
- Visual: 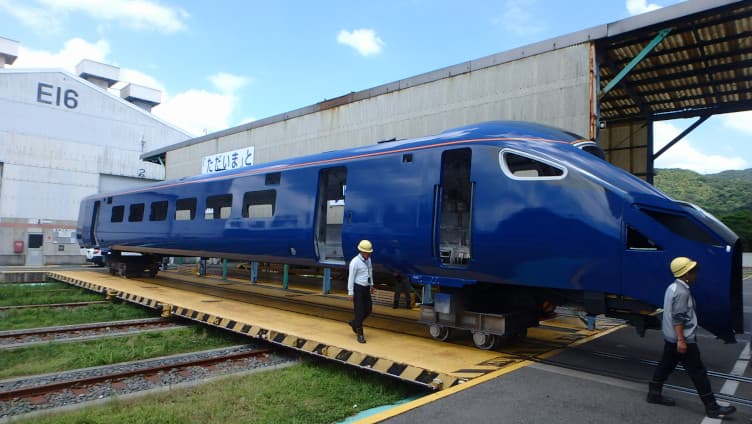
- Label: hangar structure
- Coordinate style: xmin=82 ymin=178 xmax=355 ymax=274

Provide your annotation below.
xmin=144 ymin=0 xmax=751 ymax=186
xmin=0 ymin=37 xmax=191 ymax=265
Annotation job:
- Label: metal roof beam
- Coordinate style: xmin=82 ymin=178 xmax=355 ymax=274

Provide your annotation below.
xmin=600 ymin=28 xmax=672 ymax=97
xmin=653 ymin=114 xmax=709 ymax=160
xmin=601 ymin=75 xmax=752 ymax=103
xmin=602 ymin=100 xmax=752 ymax=121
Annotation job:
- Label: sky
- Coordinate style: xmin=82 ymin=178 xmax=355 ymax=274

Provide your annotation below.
xmin=0 ymin=0 xmax=749 ymax=174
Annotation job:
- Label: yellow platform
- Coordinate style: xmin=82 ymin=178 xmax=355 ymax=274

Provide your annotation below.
xmin=48 ymin=270 xmax=624 ymax=390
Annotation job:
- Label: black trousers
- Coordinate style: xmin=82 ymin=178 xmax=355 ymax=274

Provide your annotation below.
xmin=352 ymin=284 xmax=372 ymax=330
xmin=393 ymin=276 xmax=411 ymax=307
xmin=651 ymin=341 xmax=712 ymax=397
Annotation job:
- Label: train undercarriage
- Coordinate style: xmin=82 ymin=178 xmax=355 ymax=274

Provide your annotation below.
xmin=418 ymin=283 xmax=660 ymax=350
xmin=105 ymin=250 xmax=162 ymax=278
xmin=100 ymin=253 xmax=662 ymax=349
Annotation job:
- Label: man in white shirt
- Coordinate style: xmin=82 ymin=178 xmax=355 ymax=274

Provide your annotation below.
xmin=347 ymin=240 xmax=375 ymax=343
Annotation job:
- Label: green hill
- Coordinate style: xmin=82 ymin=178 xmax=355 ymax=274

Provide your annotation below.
xmin=654 ymin=168 xmax=752 ymax=250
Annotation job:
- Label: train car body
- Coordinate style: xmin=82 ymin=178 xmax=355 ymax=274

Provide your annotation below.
xmin=77 ymin=121 xmax=743 ymax=344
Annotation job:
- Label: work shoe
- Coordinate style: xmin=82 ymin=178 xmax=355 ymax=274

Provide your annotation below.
xmin=701 ymin=393 xmax=736 ymax=418
xmin=646 ymin=382 xmax=675 ymax=406
xmin=357 ymin=333 xmax=366 ymax=343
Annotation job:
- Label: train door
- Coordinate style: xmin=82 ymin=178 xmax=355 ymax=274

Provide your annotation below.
xmin=90 ymin=200 xmax=101 ymax=246
xmin=434 ymin=148 xmax=473 ymax=266
xmin=315 ymin=167 xmax=347 ymax=264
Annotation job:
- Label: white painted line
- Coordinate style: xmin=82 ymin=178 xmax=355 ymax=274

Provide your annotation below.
xmin=700 ymin=341 xmax=749 ymax=424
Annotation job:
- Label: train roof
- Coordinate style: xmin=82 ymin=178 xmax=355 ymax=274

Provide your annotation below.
xmin=90 ymin=121 xmax=588 ymax=199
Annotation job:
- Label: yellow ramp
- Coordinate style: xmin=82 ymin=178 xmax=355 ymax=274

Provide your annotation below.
xmin=48 ymin=270 xmax=623 ymax=390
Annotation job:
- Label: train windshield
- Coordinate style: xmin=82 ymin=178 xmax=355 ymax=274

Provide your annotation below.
xmin=676 ymin=201 xmax=739 ymax=245
xmin=639 ymin=206 xmax=722 ymax=246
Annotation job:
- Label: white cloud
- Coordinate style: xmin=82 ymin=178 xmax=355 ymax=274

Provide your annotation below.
xmin=0 ymin=0 xmax=62 ymax=34
xmin=209 ymin=73 xmax=249 ymax=94
xmin=626 ymin=0 xmax=662 ymax=16
xmin=720 ymin=111 xmax=752 ymax=135
xmin=492 ymin=0 xmax=545 ymax=37
xmin=237 ymin=116 xmax=257 ymax=126
xmin=153 ymin=90 xmax=233 ymax=136
xmin=0 ymin=0 xmax=188 ymax=34
xmin=11 ymin=37 xmax=110 ymax=71
xmin=117 ymin=68 xmax=166 ymax=92
xmin=337 ymin=29 xmax=384 ymax=56
xmin=653 ymin=121 xmax=747 ymax=174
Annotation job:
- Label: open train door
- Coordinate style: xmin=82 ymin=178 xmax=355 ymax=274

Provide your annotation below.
xmin=434 ymin=148 xmax=473 ymax=266
xmin=314 ymin=166 xmax=347 ymax=265
xmin=90 ymin=200 xmax=101 ymax=246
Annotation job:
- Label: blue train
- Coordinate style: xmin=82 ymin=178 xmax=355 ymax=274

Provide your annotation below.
xmin=77 ymin=121 xmax=743 ymax=347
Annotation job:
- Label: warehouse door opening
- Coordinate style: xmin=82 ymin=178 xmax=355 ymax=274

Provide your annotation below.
xmin=25 ymin=233 xmax=44 ymax=266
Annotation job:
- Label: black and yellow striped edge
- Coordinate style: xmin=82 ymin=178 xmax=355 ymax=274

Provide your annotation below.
xmin=170 ymin=305 xmax=460 ymax=390
xmin=47 ymin=271 xmax=164 ymax=311
xmin=46 ymin=271 xmax=459 ymax=390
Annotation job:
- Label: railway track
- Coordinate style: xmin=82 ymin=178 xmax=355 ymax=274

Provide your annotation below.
xmin=0 ymin=344 xmax=287 ymax=419
xmin=0 ymin=317 xmax=186 ymax=348
xmin=0 ymin=301 xmax=109 ymax=311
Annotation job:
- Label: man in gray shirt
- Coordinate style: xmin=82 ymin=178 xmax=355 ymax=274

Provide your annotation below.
xmin=646 ymin=256 xmax=736 ymax=418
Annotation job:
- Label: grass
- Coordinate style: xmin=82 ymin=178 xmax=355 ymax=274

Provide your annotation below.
xmin=0 ymin=302 xmax=156 ymax=331
xmin=20 ymin=358 xmax=425 ymax=424
xmin=0 ymin=282 xmax=104 ymax=306
xmin=0 ymin=326 xmax=249 ymax=379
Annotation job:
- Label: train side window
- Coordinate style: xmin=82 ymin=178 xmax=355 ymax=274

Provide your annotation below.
xmin=111 ymin=206 xmax=124 ymax=222
xmin=627 ymin=226 xmax=662 ymax=250
xmin=265 ymin=172 xmax=281 ymax=185
xmin=205 ymin=194 xmax=233 ymax=220
xmin=149 ymin=201 xmax=168 ymax=221
xmin=243 ymin=190 xmax=276 ymax=218
xmin=128 ymin=203 xmax=145 ymax=222
xmin=175 ymin=198 xmax=197 ymax=221
xmin=499 ymin=149 xmax=566 ymax=180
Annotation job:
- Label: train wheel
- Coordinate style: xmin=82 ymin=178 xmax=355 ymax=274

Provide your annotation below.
xmin=472 ymin=331 xmax=497 ymax=350
xmin=429 ymin=324 xmax=452 ymax=341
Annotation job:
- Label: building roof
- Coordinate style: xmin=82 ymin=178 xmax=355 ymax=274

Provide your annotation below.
xmin=598 ymin=0 xmax=752 ymax=123
xmin=0 ymin=67 xmax=190 ymax=137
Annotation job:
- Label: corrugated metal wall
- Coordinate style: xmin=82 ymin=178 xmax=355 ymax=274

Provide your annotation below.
xmin=167 ymin=44 xmax=595 ymax=179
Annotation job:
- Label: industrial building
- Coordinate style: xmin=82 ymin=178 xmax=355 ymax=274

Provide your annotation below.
xmin=143 ymin=0 xmax=750 ymax=189
xmin=0 ymin=36 xmax=190 ymax=265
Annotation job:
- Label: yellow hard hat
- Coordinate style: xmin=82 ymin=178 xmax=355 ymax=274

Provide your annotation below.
xmin=357 ymin=240 xmax=373 ymax=253
xmin=670 ymin=256 xmax=697 ymax=278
